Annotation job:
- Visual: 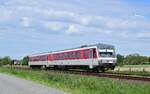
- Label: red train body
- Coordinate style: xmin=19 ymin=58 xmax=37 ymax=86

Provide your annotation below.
xmin=29 ymin=43 xmax=117 ymax=72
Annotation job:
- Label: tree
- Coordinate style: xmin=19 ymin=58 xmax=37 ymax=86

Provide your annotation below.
xmin=123 ymin=53 xmax=149 ymax=65
xmin=22 ymin=56 xmax=29 ymax=65
xmin=0 ymin=58 xmax=2 ymax=66
xmin=0 ymin=56 xmax=11 ymax=66
xmin=117 ymin=54 xmax=124 ymax=66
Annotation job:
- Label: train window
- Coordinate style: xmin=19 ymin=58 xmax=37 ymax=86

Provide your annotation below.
xmin=29 ymin=57 xmax=32 ymax=61
xmin=57 ymin=54 xmax=59 ymax=60
xmin=59 ymin=54 xmax=61 ymax=59
xmin=65 ymin=53 xmax=68 ymax=59
xmin=59 ymin=54 xmax=63 ymax=59
xmin=72 ymin=52 xmax=76 ymax=59
xmin=68 ymin=52 xmax=71 ymax=59
xmin=53 ymin=54 xmax=57 ymax=60
xmin=52 ymin=55 xmax=55 ymax=60
xmin=93 ymin=49 xmax=97 ymax=58
xmin=90 ymin=49 xmax=93 ymax=58
xmin=35 ymin=57 xmax=37 ymax=61
xmin=44 ymin=55 xmax=48 ymax=60
xmin=32 ymin=57 xmax=34 ymax=61
xmin=57 ymin=54 xmax=59 ymax=59
xmin=84 ymin=50 xmax=89 ymax=58
xmin=58 ymin=54 xmax=60 ymax=59
xmin=63 ymin=53 xmax=66 ymax=59
xmin=62 ymin=53 xmax=65 ymax=59
xmin=39 ymin=55 xmax=47 ymax=61
xmin=39 ymin=56 xmax=41 ymax=61
xmin=70 ymin=52 xmax=74 ymax=59
xmin=75 ymin=52 xmax=80 ymax=59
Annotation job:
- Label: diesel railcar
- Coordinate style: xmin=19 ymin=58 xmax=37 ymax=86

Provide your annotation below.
xmin=29 ymin=43 xmax=117 ymax=72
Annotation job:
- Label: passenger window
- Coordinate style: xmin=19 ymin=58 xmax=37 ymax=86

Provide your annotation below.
xmin=93 ymin=49 xmax=97 ymax=58
xmin=76 ymin=52 xmax=80 ymax=59
xmin=90 ymin=49 xmax=93 ymax=58
xmin=84 ymin=50 xmax=89 ymax=58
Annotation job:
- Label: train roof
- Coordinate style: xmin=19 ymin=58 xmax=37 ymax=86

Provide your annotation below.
xmin=85 ymin=43 xmax=114 ymax=48
xmin=49 ymin=43 xmax=114 ymax=53
xmin=30 ymin=43 xmax=115 ymax=56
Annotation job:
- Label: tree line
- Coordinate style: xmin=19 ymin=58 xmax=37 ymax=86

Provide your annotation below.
xmin=0 ymin=56 xmax=29 ymax=66
xmin=117 ymin=53 xmax=150 ymax=66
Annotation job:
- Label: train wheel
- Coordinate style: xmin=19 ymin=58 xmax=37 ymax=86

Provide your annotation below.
xmin=54 ymin=66 xmax=58 ymax=70
xmin=92 ymin=67 xmax=100 ymax=73
xmin=101 ymin=68 xmax=105 ymax=72
xmin=30 ymin=66 xmax=41 ymax=70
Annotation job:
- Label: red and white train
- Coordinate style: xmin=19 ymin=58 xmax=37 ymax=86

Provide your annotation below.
xmin=29 ymin=43 xmax=117 ymax=72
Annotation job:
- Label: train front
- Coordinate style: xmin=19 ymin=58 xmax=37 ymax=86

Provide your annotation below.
xmin=97 ymin=44 xmax=117 ymax=71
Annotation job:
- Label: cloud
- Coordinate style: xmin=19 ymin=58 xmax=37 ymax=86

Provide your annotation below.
xmin=65 ymin=24 xmax=113 ymax=34
xmin=20 ymin=17 xmax=32 ymax=27
xmin=44 ymin=21 xmax=68 ymax=31
xmin=0 ymin=7 xmax=12 ymax=23
xmin=65 ymin=24 xmax=80 ymax=33
xmin=136 ymin=32 xmax=150 ymax=38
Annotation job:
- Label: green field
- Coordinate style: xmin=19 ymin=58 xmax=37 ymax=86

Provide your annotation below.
xmin=0 ymin=68 xmax=150 ymax=94
xmin=117 ymin=65 xmax=150 ymax=68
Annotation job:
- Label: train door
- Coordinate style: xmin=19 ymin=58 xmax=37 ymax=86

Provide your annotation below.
xmin=89 ymin=48 xmax=94 ymax=68
xmin=90 ymin=48 xmax=97 ymax=68
xmin=90 ymin=48 xmax=97 ymax=58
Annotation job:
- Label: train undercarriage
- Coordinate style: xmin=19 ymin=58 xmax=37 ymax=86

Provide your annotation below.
xmin=30 ymin=63 xmax=116 ymax=72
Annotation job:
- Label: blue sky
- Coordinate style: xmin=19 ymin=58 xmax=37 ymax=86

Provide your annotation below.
xmin=0 ymin=0 xmax=150 ymax=59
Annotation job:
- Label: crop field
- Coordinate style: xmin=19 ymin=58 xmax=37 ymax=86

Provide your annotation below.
xmin=0 ymin=68 xmax=150 ymax=94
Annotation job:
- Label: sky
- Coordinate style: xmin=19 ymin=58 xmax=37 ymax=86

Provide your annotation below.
xmin=0 ymin=0 xmax=150 ymax=59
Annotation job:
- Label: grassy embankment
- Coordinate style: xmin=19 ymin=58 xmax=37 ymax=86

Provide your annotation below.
xmin=0 ymin=68 xmax=150 ymax=94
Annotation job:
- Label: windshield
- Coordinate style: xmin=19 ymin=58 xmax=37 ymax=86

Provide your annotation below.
xmin=99 ymin=52 xmax=114 ymax=57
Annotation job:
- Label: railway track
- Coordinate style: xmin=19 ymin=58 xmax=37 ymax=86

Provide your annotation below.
xmin=5 ymin=67 xmax=150 ymax=82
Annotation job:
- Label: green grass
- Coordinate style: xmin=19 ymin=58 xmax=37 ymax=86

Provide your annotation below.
xmin=117 ymin=65 xmax=150 ymax=68
xmin=0 ymin=68 xmax=150 ymax=94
